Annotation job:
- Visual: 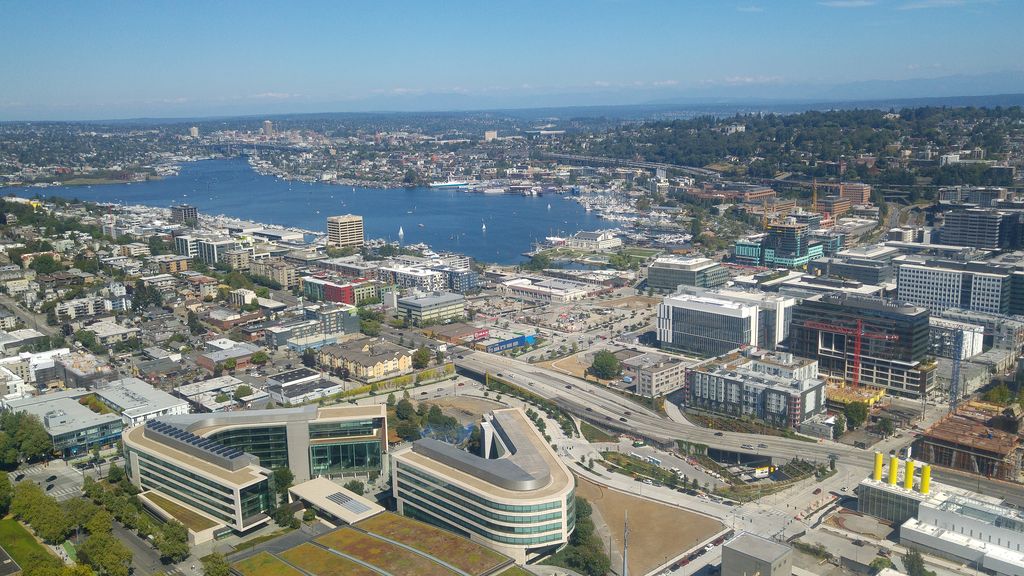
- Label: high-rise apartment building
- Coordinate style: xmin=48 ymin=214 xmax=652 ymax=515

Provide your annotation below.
xmin=188 ymin=126 xmax=199 ymax=138
xmin=327 ymin=214 xmax=365 ymax=248
xmin=262 ymin=120 xmax=273 ymax=137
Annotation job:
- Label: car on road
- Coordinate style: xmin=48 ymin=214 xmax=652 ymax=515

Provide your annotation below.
xmin=46 ymin=484 xmax=54 ymax=491
xmin=714 ymin=432 xmax=724 ymax=436
xmin=619 ymin=417 xmax=627 ymax=422
xmin=585 ymin=407 xmax=592 ymax=411
xmin=45 ymin=475 xmax=57 ymax=482
xmin=14 ymin=473 xmax=24 ymax=481
xmin=757 ymin=443 xmax=768 ymax=448
xmin=565 ymin=384 xmax=572 ymax=389
xmin=420 ymin=391 xmax=428 ymax=395
xmin=704 ymin=544 xmax=714 ymax=552
xmin=741 ymin=444 xmax=754 ymax=450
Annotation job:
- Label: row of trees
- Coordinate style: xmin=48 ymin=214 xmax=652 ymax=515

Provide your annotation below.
xmin=0 ymin=411 xmax=51 ymax=468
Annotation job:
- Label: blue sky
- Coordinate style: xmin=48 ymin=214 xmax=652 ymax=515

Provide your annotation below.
xmin=1 ymin=0 xmax=1022 ymax=120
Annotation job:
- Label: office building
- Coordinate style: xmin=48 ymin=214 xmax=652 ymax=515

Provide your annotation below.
xmin=657 ymin=291 xmax=759 ymax=357
xmin=196 ymin=237 xmax=242 ymax=265
xmin=787 ymin=293 xmax=936 ymax=399
xmin=262 ymin=120 xmax=273 ymax=137
xmin=326 ymin=214 xmax=365 ymax=248
xmin=684 ymin=349 xmax=826 ymax=428
xmin=808 ymin=255 xmax=894 ymax=285
xmin=646 ymin=256 xmax=728 ymax=294
xmin=391 ymin=408 xmax=575 ymax=563
xmin=170 ymin=204 xmax=198 ymax=224
xmin=937 ymin=309 xmax=1024 ymax=353
xmin=123 ymin=404 xmax=387 ymax=538
xmin=940 ymin=209 xmax=1020 ymax=250
xmin=938 ymin=186 xmax=1008 ymax=207
xmin=397 ymin=291 xmax=465 ymax=326
xmin=896 ymin=257 xmax=1011 ymax=315
xmin=3 ymin=389 xmax=123 ymax=458
xmin=733 ymin=218 xmax=824 ymax=268
xmin=722 ymin=533 xmax=793 ymax=576
xmin=621 ymin=352 xmax=689 ymax=397
xmin=839 ymin=182 xmax=872 ymax=205
xmin=188 ymin=126 xmax=199 ymax=138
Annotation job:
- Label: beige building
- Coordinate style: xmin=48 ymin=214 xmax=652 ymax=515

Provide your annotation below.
xmin=221 ymin=249 xmax=252 ymax=271
xmin=327 ymin=214 xmax=365 ymax=248
xmin=318 ymin=338 xmax=412 ymax=382
xmin=250 ymin=258 xmax=298 ymax=289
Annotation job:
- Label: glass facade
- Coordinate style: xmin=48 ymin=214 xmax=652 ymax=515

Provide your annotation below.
xmin=395 ymin=463 xmax=572 ymax=548
xmin=857 ymin=483 xmax=923 ymax=526
xmin=52 ymin=420 xmax=123 ymax=458
xmin=666 ymin=306 xmax=752 ymax=357
xmin=308 ymin=420 xmax=375 ymax=439
xmin=209 ymin=426 xmax=289 ymax=469
xmin=309 ymin=440 xmax=380 ymax=476
xmin=130 ymin=447 xmax=272 ymax=528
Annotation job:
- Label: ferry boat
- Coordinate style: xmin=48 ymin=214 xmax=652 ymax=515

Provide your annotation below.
xmin=428 ymin=180 xmax=469 ymax=189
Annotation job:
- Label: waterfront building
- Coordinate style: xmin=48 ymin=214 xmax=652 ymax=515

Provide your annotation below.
xmin=326 ymin=214 xmax=365 ymax=248
xmin=499 ymin=276 xmax=596 ymax=303
xmin=397 ymin=291 xmax=465 ymax=326
xmin=787 ymin=293 xmax=935 ymax=399
xmin=565 ymin=230 xmax=621 ymax=251
xmin=684 ymin=349 xmax=826 ymax=428
xmin=391 ymin=408 xmax=575 ymax=563
xmin=170 ymin=204 xmax=198 ymax=224
xmin=122 ymin=404 xmax=387 ymax=538
xmin=646 ymin=256 xmax=728 ymax=294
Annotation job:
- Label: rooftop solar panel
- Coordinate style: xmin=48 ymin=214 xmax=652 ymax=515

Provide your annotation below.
xmin=326 ymin=492 xmax=371 ymax=514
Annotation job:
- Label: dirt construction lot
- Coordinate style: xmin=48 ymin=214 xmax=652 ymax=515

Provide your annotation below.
xmin=576 ymin=477 xmax=724 ymax=575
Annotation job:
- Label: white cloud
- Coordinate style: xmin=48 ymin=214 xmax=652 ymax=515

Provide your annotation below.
xmin=652 ymin=79 xmax=680 ymax=87
xmin=898 ymin=0 xmax=990 ymax=9
xmin=736 ymin=4 xmax=765 ymax=12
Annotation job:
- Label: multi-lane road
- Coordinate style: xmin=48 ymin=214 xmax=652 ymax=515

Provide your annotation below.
xmin=455 ymin=349 xmax=1024 ymax=505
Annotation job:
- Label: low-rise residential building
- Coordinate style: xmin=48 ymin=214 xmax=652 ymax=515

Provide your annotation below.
xmin=318 ymin=339 xmax=413 ymax=382
xmin=250 ymin=258 xmax=298 ymax=289
xmin=84 ymin=320 xmax=140 ymax=346
xmin=55 ymin=296 xmax=112 ymax=322
xmin=147 ymin=254 xmax=190 ymax=274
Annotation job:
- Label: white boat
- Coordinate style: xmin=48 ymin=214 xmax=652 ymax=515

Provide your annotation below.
xmin=398 ymin=226 xmax=404 ymax=237
xmin=429 ymin=180 xmax=469 ymax=189
xmin=481 ymin=222 xmax=487 ymax=232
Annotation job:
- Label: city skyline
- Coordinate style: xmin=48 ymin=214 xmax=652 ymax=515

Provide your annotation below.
xmin=2 ymin=0 xmax=1023 ymax=120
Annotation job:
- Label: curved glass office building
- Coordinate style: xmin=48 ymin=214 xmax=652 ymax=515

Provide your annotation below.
xmin=123 ymin=404 xmax=386 ymax=538
xmin=391 ymin=408 xmax=575 ymax=564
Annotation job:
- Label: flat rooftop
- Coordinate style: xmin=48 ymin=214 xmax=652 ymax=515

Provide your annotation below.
xmin=288 ymin=477 xmax=383 ymax=524
xmin=6 ymin=390 xmax=122 ymax=436
xmin=95 ymin=377 xmax=186 ymax=419
xmin=725 ymin=532 xmax=791 ymax=563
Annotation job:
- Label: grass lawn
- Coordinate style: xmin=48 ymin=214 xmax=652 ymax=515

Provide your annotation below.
xmin=279 ymin=543 xmax=378 ymax=576
xmin=621 ymin=247 xmax=662 ymax=258
xmin=62 ymin=540 xmax=77 ymax=561
xmin=0 ymin=518 xmax=60 ymax=569
xmin=580 ymin=421 xmax=618 ymax=443
xmin=232 ymin=551 xmax=305 ymax=576
xmin=316 ymin=528 xmax=459 ymax=576
xmin=232 ymin=527 xmax=295 ymax=551
xmin=356 ymin=512 xmax=507 ymax=575
xmin=144 ymin=492 xmax=218 ymax=531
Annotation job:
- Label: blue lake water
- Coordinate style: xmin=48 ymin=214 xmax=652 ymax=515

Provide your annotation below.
xmin=5 ymin=157 xmax=601 ymax=263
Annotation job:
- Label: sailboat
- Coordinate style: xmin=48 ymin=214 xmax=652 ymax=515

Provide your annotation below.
xmin=481 ymin=222 xmax=487 ymax=232
xmin=398 ymin=226 xmax=404 ymax=237
xmin=547 ymin=203 xmax=551 ymax=210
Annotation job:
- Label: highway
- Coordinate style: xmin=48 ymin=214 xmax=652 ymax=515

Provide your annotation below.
xmin=455 ymin=350 xmax=1024 ymax=506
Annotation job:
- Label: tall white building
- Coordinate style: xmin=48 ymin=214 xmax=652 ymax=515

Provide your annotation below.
xmin=895 ymin=257 xmax=1011 ymax=315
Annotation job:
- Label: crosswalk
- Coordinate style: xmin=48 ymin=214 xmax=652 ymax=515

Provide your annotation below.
xmin=50 ymin=485 xmax=81 ymax=501
xmin=16 ymin=463 xmax=60 ymax=477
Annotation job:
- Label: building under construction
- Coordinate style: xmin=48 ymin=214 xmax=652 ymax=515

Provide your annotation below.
xmin=913 ymin=414 xmax=1022 ymax=482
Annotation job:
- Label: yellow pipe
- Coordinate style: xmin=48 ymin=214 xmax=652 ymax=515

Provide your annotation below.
xmin=888 ymin=456 xmax=899 ymax=485
xmin=904 ymin=460 xmax=916 ymax=490
xmin=873 ymin=452 xmax=883 ymax=481
xmin=921 ymin=464 xmax=931 ymax=495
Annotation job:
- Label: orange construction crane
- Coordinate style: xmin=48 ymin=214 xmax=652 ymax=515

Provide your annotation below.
xmin=802 ymin=319 xmax=899 ymax=388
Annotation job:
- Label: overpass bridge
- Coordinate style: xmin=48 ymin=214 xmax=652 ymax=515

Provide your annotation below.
xmin=541 ymin=152 xmax=720 ymax=180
